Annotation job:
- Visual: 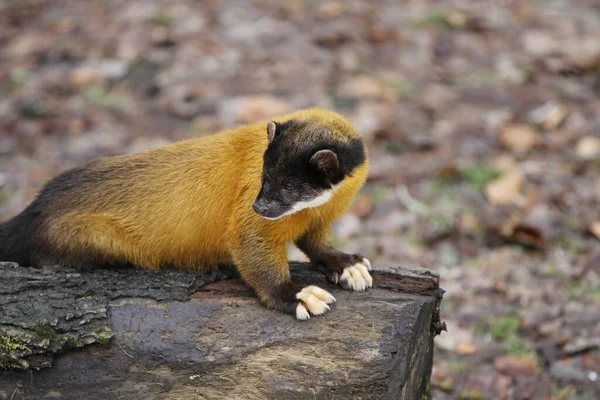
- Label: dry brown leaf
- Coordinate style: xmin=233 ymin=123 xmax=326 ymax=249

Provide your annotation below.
xmin=455 ymin=342 xmax=477 ymax=355
xmin=349 ymin=194 xmax=373 ymax=217
xmin=337 ymin=76 xmax=385 ymax=99
xmin=484 ymin=169 xmax=523 ymax=205
xmin=588 ymin=221 xmax=600 ymax=240
xmin=318 ymin=1 xmax=345 ymax=19
xmin=576 ymin=136 xmax=600 ymax=160
xmin=500 ymin=124 xmax=538 ymax=153
xmin=71 ymin=67 xmax=104 ymax=86
xmin=494 ymin=356 xmax=538 ymax=377
xmin=492 ymin=155 xmax=518 ymax=173
xmin=530 ymin=102 xmax=568 ymax=131
xmin=505 ymin=223 xmax=545 ymax=249
xmin=234 ymin=95 xmax=290 ymax=124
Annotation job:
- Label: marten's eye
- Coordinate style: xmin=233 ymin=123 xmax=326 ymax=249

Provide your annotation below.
xmin=284 ymin=182 xmax=294 ymax=191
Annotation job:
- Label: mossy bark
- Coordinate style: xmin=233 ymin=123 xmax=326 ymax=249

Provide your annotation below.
xmin=0 ymin=261 xmax=444 ymax=400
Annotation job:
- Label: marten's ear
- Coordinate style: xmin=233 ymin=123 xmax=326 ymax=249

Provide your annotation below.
xmin=267 ymin=121 xmax=279 ymax=144
xmin=310 ymin=150 xmax=342 ymax=183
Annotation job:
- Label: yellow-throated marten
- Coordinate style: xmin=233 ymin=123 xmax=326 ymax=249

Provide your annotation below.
xmin=0 ymin=108 xmax=371 ymax=320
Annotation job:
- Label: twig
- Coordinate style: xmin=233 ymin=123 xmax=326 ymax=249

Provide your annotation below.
xmin=118 ymin=343 xmax=134 ymax=359
xmin=10 ymin=388 xmax=18 ymax=400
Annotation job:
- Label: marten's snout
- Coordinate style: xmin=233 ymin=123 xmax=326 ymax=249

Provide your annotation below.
xmin=252 ymin=198 xmax=269 ymax=216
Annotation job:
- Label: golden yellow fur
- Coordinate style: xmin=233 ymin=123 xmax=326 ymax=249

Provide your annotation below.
xmin=44 ymin=108 xmax=367 ymax=299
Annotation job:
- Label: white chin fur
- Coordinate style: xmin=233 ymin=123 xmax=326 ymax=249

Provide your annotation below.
xmin=263 ymin=184 xmax=340 ymax=221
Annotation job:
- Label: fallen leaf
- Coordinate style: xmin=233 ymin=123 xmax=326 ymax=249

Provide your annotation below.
xmin=563 ymin=36 xmax=600 ymax=70
xmin=588 ymin=221 xmax=600 ymax=240
xmin=504 ymin=223 xmax=545 ymax=249
xmin=435 ymin=320 xmax=474 ymax=354
xmin=337 ymin=76 xmax=385 ymax=99
xmin=494 ymin=355 xmax=538 ymax=377
xmin=318 ymin=1 xmax=345 ymax=19
xmin=232 ymin=95 xmax=290 ymax=124
xmin=456 ymin=342 xmax=477 ymax=355
xmin=529 ymin=102 xmax=568 ymax=131
xmin=484 ymin=169 xmax=523 ymax=205
xmin=71 ymin=67 xmax=105 ymax=86
xmin=576 ymin=136 xmax=600 ymax=160
xmin=349 ymin=194 xmax=373 ymax=217
xmin=500 ymin=124 xmax=538 ymax=152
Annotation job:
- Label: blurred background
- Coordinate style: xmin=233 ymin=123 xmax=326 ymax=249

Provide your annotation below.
xmin=0 ymin=0 xmax=599 ymax=398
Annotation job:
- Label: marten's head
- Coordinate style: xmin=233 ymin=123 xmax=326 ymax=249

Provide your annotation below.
xmin=253 ymin=119 xmax=366 ymax=220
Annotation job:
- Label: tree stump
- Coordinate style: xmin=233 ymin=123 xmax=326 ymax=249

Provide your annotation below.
xmin=0 ymin=261 xmax=444 ymax=400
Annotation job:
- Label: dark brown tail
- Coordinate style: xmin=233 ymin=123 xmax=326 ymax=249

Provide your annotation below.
xmin=0 ymin=212 xmax=34 ymax=265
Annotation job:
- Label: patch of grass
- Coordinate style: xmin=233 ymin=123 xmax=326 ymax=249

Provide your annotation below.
xmin=84 ymin=86 xmax=131 ymax=111
xmin=505 ymin=336 xmax=537 ymax=358
xmin=331 ymin=95 xmax=359 ymax=110
xmin=402 ymin=232 xmax=426 ymax=247
xmin=10 ymin=67 xmax=29 ymax=89
xmin=459 ymin=164 xmax=502 ymax=192
xmin=554 ymin=235 xmax=585 ymax=256
xmin=458 ymin=390 xmax=484 ymax=400
xmin=370 ymin=183 xmax=388 ymax=205
xmin=477 ymin=316 xmax=539 ymax=360
xmin=552 ymin=384 xmax=577 ymax=400
xmin=427 ymin=177 xmax=451 ymax=196
xmin=152 ymin=9 xmax=172 ymax=26
xmin=412 ymin=12 xmax=450 ymax=29
xmin=565 ymin=282 xmax=600 ymax=301
xmin=387 ymin=78 xmax=417 ymax=96
xmin=448 ymin=360 xmax=468 ymax=373
xmin=488 ymin=316 xmax=520 ymax=342
xmin=429 ymin=211 xmax=454 ymax=232
xmin=457 ymin=71 xmax=503 ymax=87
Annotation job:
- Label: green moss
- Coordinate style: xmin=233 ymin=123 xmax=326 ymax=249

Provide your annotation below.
xmin=64 ymin=337 xmax=84 ymax=349
xmin=421 ymin=378 xmax=431 ymax=400
xmin=0 ymin=335 xmax=30 ymax=353
xmin=35 ymin=327 xmax=56 ymax=341
xmin=97 ymin=337 xmax=111 ymax=346
xmin=0 ymin=361 xmax=23 ymax=369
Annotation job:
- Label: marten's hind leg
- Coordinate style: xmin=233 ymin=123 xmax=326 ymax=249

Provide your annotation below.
xmin=232 ymin=234 xmax=335 ymax=320
xmin=41 ymin=213 xmax=147 ymax=270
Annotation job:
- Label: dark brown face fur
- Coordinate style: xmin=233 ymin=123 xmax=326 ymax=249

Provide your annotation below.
xmin=252 ymin=120 xmax=366 ymax=220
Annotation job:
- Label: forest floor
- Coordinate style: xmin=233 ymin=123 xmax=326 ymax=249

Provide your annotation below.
xmin=1 ymin=0 xmax=599 ymax=399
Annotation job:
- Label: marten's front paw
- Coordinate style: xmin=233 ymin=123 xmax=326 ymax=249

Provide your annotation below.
xmin=295 ymin=285 xmax=336 ymax=321
xmin=339 ymin=258 xmax=372 ymax=291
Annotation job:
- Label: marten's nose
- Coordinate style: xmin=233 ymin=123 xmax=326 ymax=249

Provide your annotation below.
xmin=252 ymin=200 xmax=269 ymax=216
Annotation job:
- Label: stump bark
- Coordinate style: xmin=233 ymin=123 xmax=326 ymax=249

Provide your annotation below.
xmin=0 ymin=261 xmax=444 ymax=400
